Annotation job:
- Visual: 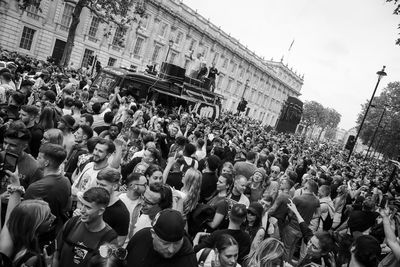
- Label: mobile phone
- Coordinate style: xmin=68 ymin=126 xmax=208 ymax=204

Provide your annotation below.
xmin=3 ymin=152 xmax=18 ymax=172
xmin=45 ymin=241 xmax=56 ymax=256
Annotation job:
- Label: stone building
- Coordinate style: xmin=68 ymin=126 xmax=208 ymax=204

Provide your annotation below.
xmin=0 ymin=0 xmax=304 ymax=126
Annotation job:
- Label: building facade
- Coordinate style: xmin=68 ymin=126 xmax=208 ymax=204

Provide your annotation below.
xmin=0 ymin=0 xmax=304 ymax=126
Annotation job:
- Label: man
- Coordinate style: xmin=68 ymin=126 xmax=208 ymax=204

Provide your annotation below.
xmin=71 ymin=138 xmax=115 ymax=200
xmin=126 ymin=209 xmax=197 ymax=267
xmin=122 ymin=147 xmax=160 ymax=180
xmin=199 ymin=155 xmax=221 ymax=203
xmin=19 ymin=105 xmax=43 ymax=158
xmin=282 ymin=180 xmax=320 ymax=262
xmin=119 ymin=172 xmax=147 ymax=247
xmin=269 ymin=178 xmax=294 ymax=232
xmin=58 ymin=114 xmax=76 ymax=156
xmin=233 ymin=151 xmax=257 ymax=180
xmin=93 ymin=111 xmax=114 ymax=135
xmin=96 ymin=168 xmax=130 ymax=245
xmin=207 ymin=62 xmax=219 ymax=91
xmin=194 ymin=203 xmax=251 ymax=265
xmin=53 ymin=187 xmax=118 ymax=267
xmin=79 ymin=113 xmax=94 ymax=128
xmin=64 ymin=125 xmax=93 ymax=180
xmin=317 ymin=185 xmax=334 ymax=231
xmin=24 ymin=143 xmax=71 ymax=232
xmin=270 ymin=165 xmax=281 ymax=181
xmin=1 ymin=121 xmax=43 ymax=190
xmin=230 ymin=175 xmax=250 ymax=207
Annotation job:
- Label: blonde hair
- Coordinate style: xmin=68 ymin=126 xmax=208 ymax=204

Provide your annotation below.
xmin=245 ymin=238 xmax=284 ymax=267
xmin=44 ymin=128 xmax=64 ymax=146
xmin=181 ymin=168 xmax=202 ymax=216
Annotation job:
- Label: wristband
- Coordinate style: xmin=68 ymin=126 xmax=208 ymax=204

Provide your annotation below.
xmin=7 ymin=185 xmax=25 ymax=195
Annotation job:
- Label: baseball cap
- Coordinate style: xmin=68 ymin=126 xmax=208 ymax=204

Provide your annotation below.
xmin=152 ymin=209 xmax=185 ymax=242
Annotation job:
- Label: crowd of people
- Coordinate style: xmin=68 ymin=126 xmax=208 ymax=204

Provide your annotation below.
xmin=0 ymin=49 xmax=400 ymax=267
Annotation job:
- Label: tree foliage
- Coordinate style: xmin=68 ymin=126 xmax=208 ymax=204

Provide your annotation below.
xmin=357 ymin=82 xmax=400 ymax=158
xmin=386 ymin=0 xmax=400 ymax=45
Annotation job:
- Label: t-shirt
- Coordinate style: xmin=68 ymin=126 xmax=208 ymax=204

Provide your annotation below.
xmin=16 ymin=152 xmax=43 ymax=190
xmin=288 ymin=192 xmax=320 ymax=231
xmin=103 ymin=199 xmax=130 ymax=236
xmin=71 ymin=162 xmax=103 ymax=197
xmin=25 ymin=174 xmax=71 ymax=219
xmin=126 ymin=227 xmax=197 ymax=267
xmin=200 ymin=172 xmax=218 ymax=203
xmin=119 ymin=194 xmax=140 ymax=247
xmin=166 ymin=172 xmax=184 ymax=190
xmin=269 ymin=191 xmax=291 ymax=229
xmin=26 ymin=123 xmax=43 ymax=158
xmin=57 ymin=218 xmax=117 ymax=267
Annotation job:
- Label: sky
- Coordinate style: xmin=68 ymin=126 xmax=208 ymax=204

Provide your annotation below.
xmin=183 ymin=0 xmax=400 ymax=130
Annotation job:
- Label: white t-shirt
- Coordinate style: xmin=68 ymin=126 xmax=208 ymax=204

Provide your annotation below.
xmin=71 ymin=162 xmax=103 ymax=197
xmin=133 ymin=214 xmax=152 ymax=236
xmin=119 ymin=193 xmax=140 ymax=247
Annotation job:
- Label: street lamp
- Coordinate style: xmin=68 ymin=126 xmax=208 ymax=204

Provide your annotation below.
xmin=365 ymin=107 xmax=385 ymax=160
xmin=242 ymin=79 xmax=250 ymax=99
xmin=164 ymin=39 xmax=174 ymax=62
xmin=347 ymin=66 xmax=387 ymax=162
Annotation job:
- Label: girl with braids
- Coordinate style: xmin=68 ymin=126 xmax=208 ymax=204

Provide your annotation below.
xmin=206 ymin=173 xmax=234 ymax=231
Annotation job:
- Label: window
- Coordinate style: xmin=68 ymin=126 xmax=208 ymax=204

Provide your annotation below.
xmin=81 ymin=49 xmax=94 ymax=68
xmin=235 ymin=82 xmax=241 ymax=95
xmin=222 ymin=58 xmax=228 ymax=69
xmin=26 ymin=5 xmax=40 ymax=20
xmin=188 ymin=39 xmax=196 ymax=51
xmin=217 ymin=75 xmax=223 ymax=89
xmin=88 ymin=17 xmax=100 ymax=38
xmin=133 ymin=37 xmax=145 ymax=58
xmin=213 ymin=53 xmax=219 ymax=65
xmin=158 ymin=22 xmax=167 ymax=38
xmin=151 ymin=44 xmax=162 ymax=63
xmin=112 ymin=27 xmax=125 ymax=46
xmin=169 ymin=52 xmax=177 ymax=64
xmin=108 ymin=57 xmax=116 ymax=66
xmin=19 ymin=27 xmax=36 ymax=50
xmin=140 ymin=15 xmax=149 ymax=29
xmin=239 ymin=66 xmax=244 ymax=78
xmin=60 ymin=4 xmax=74 ymax=29
xmin=175 ymin=32 xmax=183 ymax=45
xmin=184 ymin=59 xmax=190 ymax=69
xmin=226 ymin=79 xmax=233 ymax=93
xmin=231 ymin=63 xmax=237 ymax=74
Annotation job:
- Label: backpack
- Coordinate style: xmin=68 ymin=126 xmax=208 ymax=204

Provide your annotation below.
xmin=320 ymin=201 xmax=334 ymax=231
xmin=187 ymin=203 xmax=216 ymax=238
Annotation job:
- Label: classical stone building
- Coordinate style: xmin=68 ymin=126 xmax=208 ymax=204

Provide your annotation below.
xmin=0 ymin=0 xmax=304 ymax=126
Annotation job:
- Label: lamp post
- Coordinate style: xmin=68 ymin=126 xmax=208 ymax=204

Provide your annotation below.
xmin=164 ymin=39 xmax=174 ymax=62
xmin=347 ymin=66 xmax=387 ymax=162
xmin=365 ymin=108 xmax=385 ymax=160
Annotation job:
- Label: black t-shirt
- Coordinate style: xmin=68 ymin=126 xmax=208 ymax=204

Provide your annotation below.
xmin=126 ymin=227 xmax=197 ymax=267
xmin=230 ymin=192 xmax=241 ymax=203
xmin=121 ymin=157 xmax=142 ymax=180
xmin=103 ymin=199 xmax=129 ymax=236
xmin=27 ymin=123 xmax=44 ymax=158
xmin=207 ymin=67 xmax=219 ymax=79
xmin=199 ymin=172 xmax=218 ymax=203
xmin=166 ymin=172 xmax=183 ymax=190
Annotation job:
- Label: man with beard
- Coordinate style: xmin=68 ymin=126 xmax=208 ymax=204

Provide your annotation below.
xmin=98 ymin=123 xmax=120 ymax=141
xmin=96 ymin=168 xmax=129 ymax=246
xmin=126 ymin=209 xmax=197 ymax=267
xmin=53 ymin=187 xmax=117 ymax=267
xmin=71 ymin=138 xmax=115 ymax=203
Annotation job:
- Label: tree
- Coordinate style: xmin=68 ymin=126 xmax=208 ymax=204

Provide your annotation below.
xmin=357 ymin=82 xmax=400 ymax=158
xmin=16 ymin=0 xmax=146 ymax=67
xmin=317 ymin=107 xmax=341 ymax=141
xmin=386 ymin=0 xmax=400 ymax=45
xmin=301 ymin=101 xmax=325 ymax=137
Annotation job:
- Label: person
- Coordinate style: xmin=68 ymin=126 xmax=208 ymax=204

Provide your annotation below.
xmin=24 ymin=143 xmax=71 ymax=237
xmin=64 ymin=125 xmax=93 ymax=179
xmin=207 ymin=62 xmax=219 ymax=91
xmin=349 ymin=235 xmax=381 ymax=267
xmin=230 ymin=175 xmax=250 ymax=207
xmin=57 ymin=114 xmax=76 ymax=156
xmin=145 ymin=164 xmax=164 ymax=186
xmin=268 ymin=178 xmax=294 ymax=233
xmin=318 ymin=184 xmax=335 ymax=231
xmin=194 ymin=203 xmax=251 ymax=265
xmin=71 ymin=138 xmax=115 ymax=200
xmin=96 ymin=168 xmax=129 ymax=246
xmin=199 ymin=155 xmax=221 ymax=203
xmin=79 ymin=113 xmax=94 ymax=128
xmin=42 ymin=128 xmax=63 ymax=145
xmin=233 ymin=152 xmax=257 ymax=180
xmin=282 ymin=180 xmax=320 ymax=262
xmin=1 ymin=121 xmax=43 ymax=189
xmin=175 ymin=168 xmax=202 ymax=220
xmin=126 ymin=209 xmax=197 ymax=267
xmin=243 ymin=202 xmax=266 ymax=252
xmin=37 ymin=107 xmax=56 ymax=131
xmin=244 ymin=238 xmax=285 ymax=267
xmin=0 ymin=200 xmax=55 ymax=267
xmin=119 ymin=172 xmax=147 ymax=247
xmin=247 ymin=168 xmax=266 ymax=202
xmin=196 ymin=234 xmax=240 ymax=267
xmin=19 ymin=105 xmax=43 ymax=157
xmin=53 ymin=187 xmax=118 ymax=267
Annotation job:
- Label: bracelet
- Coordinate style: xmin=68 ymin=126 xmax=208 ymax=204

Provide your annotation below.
xmin=7 ymin=185 xmax=25 ymax=195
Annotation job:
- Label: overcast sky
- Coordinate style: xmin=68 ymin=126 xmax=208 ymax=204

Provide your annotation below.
xmin=183 ymin=0 xmax=400 ymax=130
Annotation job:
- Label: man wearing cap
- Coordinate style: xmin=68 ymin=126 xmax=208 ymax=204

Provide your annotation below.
xmin=194 ymin=203 xmax=251 ymax=264
xmin=126 ymin=209 xmax=197 ymax=267
xmin=19 ymin=105 xmax=43 ymax=157
xmin=58 ymin=114 xmax=76 ymax=156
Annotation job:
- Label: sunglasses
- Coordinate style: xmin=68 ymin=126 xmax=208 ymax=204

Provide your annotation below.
xmin=247 ymin=211 xmax=257 ymax=216
xmin=99 ymin=244 xmax=127 ymax=260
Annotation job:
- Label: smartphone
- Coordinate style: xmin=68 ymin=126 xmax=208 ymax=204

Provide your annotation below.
xmin=3 ymin=152 xmax=18 ymax=172
xmin=45 ymin=241 xmax=56 ymax=256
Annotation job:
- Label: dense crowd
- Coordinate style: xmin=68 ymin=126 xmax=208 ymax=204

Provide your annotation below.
xmin=0 ymin=49 xmax=400 ymax=267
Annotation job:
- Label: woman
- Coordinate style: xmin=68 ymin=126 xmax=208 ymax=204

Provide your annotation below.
xmin=206 ymin=173 xmax=234 ymax=230
xmin=220 ymin=162 xmax=234 ymax=176
xmin=244 ymin=238 xmax=285 ymax=267
xmin=196 ymin=234 xmax=240 ymax=267
xmin=145 ymin=164 xmax=163 ymax=186
xmin=248 ymin=168 xmax=266 ymax=202
xmin=175 ymin=168 xmax=202 ymax=219
xmin=38 ymin=107 xmax=55 ymax=131
xmin=42 ymin=128 xmax=63 ymax=146
xmin=243 ymin=202 xmax=266 ymax=252
xmin=0 ymin=199 xmax=55 ymax=267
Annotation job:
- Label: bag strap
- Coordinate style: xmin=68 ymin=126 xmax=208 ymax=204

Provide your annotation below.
xmin=198 ymin=248 xmax=212 ymax=264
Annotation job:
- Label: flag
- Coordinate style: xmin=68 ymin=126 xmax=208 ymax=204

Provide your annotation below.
xmin=288 ymin=39 xmax=295 ymax=51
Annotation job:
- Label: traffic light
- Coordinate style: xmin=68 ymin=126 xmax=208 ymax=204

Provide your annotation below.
xmin=345 ymin=135 xmax=356 ymax=150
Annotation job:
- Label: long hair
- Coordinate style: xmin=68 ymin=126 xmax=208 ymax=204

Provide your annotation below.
xmin=7 ymin=200 xmax=51 ymax=262
xmin=181 ymin=168 xmax=202 ymax=216
xmin=245 ymin=238 xmax=284 ymax=267
xmin=38 ymin=107 xmax=55 ymax=131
